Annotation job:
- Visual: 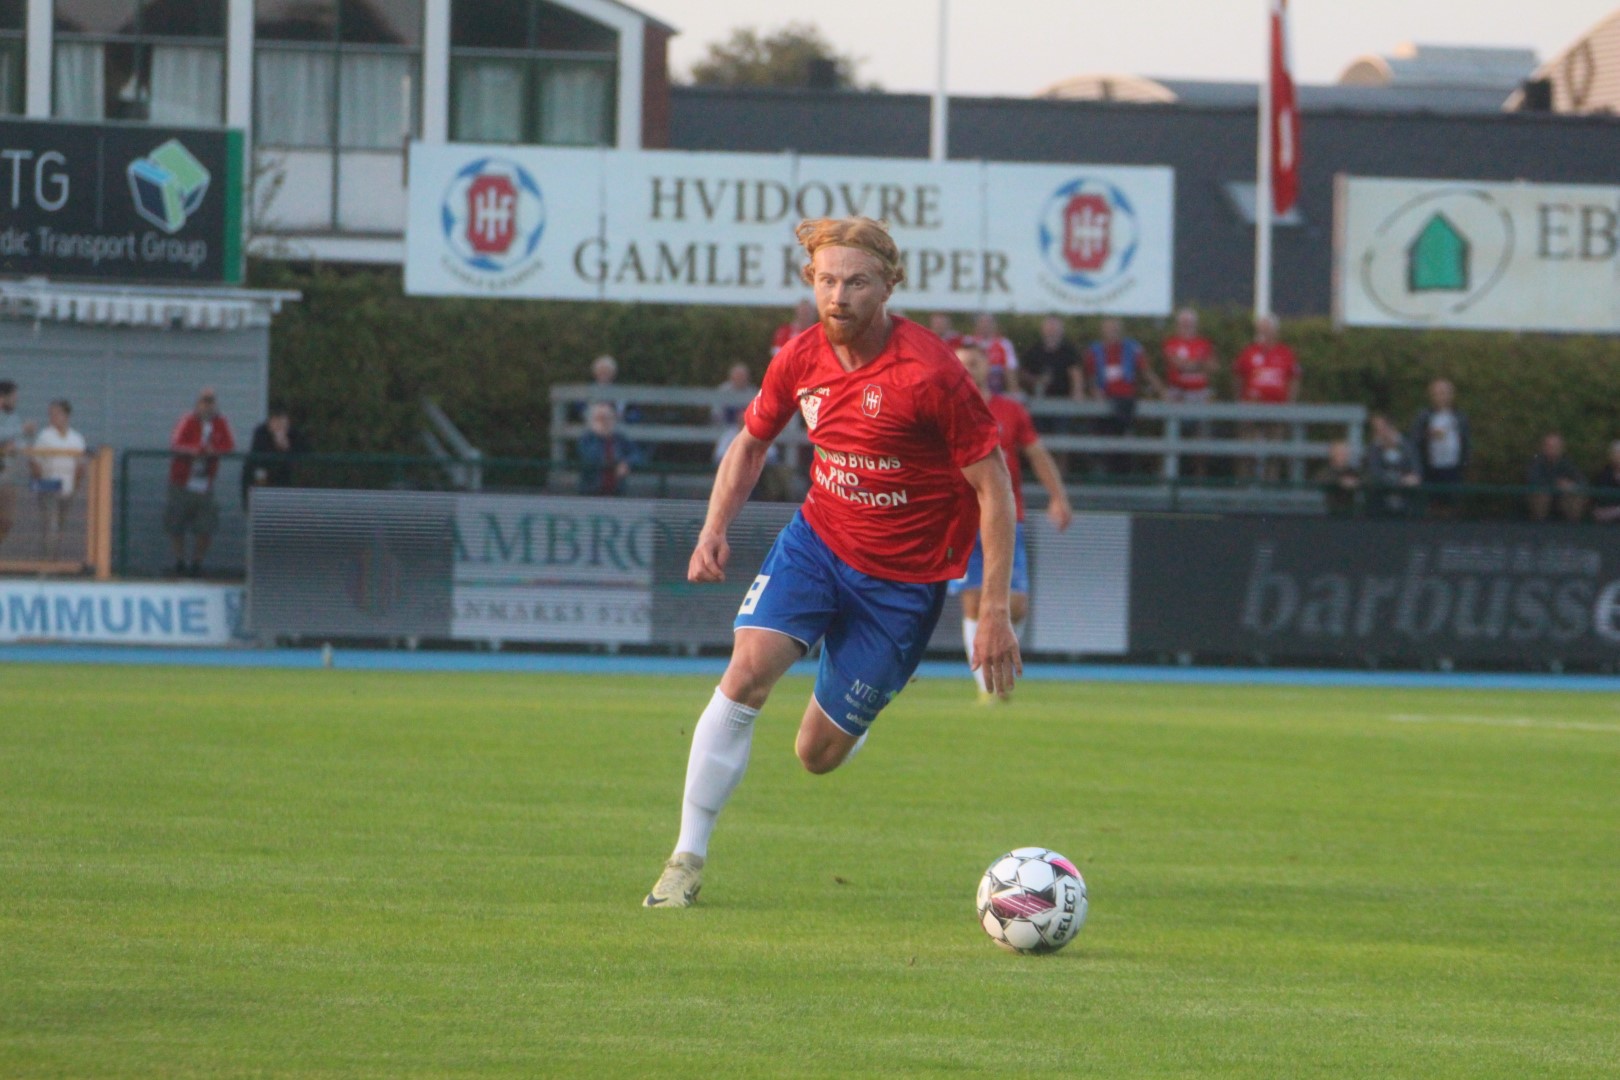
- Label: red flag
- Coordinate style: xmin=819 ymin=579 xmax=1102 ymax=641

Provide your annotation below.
xmin=1269 ymin=0 xmax=1300 ymax=214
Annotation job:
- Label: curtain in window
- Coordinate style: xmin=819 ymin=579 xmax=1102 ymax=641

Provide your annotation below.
xmin=54 ymin=42 xmax=105 ymax=120
xmin=338 ymin=52 xmax=415 ymax=149
xmin=150 ymin=45 xmax=224 ymax=125
xmin=255 ymin=49 xmax=334 ymax=147
xmin=0 ymin=44 xmax=21 ymax=115
xmin=539 ymin=63 xmax=609 ymax=146
xmin=452 ymin=58 xmax=524 ymax=143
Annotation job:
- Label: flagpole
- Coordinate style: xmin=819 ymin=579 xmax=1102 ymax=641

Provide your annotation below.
xmin=1254 ymin=0 xmax=1274 ymax=320
xmin=931 ymin=0 xmax=949 ymax=163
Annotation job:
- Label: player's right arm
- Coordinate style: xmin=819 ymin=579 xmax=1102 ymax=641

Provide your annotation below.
xmin=689 ymin=428 xmax=773 ymax=582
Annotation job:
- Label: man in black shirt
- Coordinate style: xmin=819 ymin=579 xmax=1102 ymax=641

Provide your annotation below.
xmin=1019 ymin=315 xmax=1079 ymax=401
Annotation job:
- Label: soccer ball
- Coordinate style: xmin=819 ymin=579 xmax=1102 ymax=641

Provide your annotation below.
xmin=976 ymin=847 xmax=1088 ymax=954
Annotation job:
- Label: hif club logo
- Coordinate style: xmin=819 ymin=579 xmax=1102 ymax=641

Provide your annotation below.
xmin=440 ymin=157 xmax=546 ymax=275
xmin=1036 ymin=177 xmax=1141 ymax=293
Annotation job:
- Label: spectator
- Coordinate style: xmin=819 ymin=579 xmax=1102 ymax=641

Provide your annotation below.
xmin=1084 ymin=317 xmax=1156 ymax=474
xmin=1409 ymin=378 xmax=1470 ymax=516
xmin=771 ymin=299 xmax=816 ymax=356
xmin=927 ymin=312 xmax=964 ymax=350
xmin=0 ymin=378 xmax=35 ymax=549
xmin=1233 ymin=314 xmax=1301 ymax=481
xmin=1363 ymin=414 xmax=1421 ymax=517
xmin=711 ymin=362 xmax=756 ymax=426
xmin=1314 ymin=439 xmax=1361 ymax=516
xmin=1526 ymin=432 xmax=1587 ymax=523
xmin=1020 ymin=315 xmax=1079 ymax=400
xmin=1590 ymin=441 xmax=1620 ymax=524
xmin=714 ymin=415 xmax=792 ymax=502
xmin=166 ymin=388 xmax=235 ymax=577
xmin=967 ymin=313 xmax=1019 ymax=394
xmin=1158 ymin=307 xmax=1218 ymax=477
xmin=576 ymin=402 xmax=641 ymax=496
xmin=28 ymin=399 xmax=87 ymax=560
xmin=243 ymin=403 xmax=304 ymax=509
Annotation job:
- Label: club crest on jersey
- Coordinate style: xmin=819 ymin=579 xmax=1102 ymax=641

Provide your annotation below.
xmin=861 ymin=384 xmax=883 ymax=418
xmin=797 ymin=386 xmax=830 ymax=430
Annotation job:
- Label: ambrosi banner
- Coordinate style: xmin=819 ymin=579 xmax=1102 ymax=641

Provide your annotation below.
xmin=403 ymin=144 xmax=1174 ymax=314
xmin=0 ymin=118 xmax=244 ymax=284
xmin=0 ymin=581 xmax=245 ymax=645
xmin=1334 ymin=175 xmax=1620 ymax=332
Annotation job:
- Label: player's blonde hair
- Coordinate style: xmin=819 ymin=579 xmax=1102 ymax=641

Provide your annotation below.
xmin=796 ymin=217 xmax=906 ymax=288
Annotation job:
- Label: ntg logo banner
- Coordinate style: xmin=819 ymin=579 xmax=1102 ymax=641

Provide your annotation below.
xmin=1336 ymin=175 xmax=1620 ymax=332
xmin=404 ymin=143 xmax=1174 ymax=315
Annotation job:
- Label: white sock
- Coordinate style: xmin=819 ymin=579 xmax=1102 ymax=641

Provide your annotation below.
xmin=963 ymin=617 xmax=988 ymax=692
xmin=674 ymin=688 xmax=759 ymax=860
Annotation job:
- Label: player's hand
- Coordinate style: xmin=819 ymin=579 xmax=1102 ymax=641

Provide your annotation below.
xmin=971 ymin=612 xmax=1023 ymax=696
xmin=688 ymin=530 xmax=730 ymax=583
xmin=1047 ymin=500 xmax=1074 ymax=532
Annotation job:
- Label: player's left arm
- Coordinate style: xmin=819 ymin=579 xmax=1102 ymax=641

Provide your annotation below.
xmin=1023 ymin=440 xmax=1073 ymax=531
xmin=961 ymin=449 xmax=1022 ymax=695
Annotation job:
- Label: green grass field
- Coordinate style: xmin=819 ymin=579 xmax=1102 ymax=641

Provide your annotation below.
xmin=3 ymin=663 xmax=1618 ymax=1078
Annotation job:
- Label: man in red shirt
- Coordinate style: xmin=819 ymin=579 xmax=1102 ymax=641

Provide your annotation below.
xmin=968 ymin=312 xmax=1019 ymax=394
xmin=646 ymin=217 xmax=1019 ymax=908
xmin=1232 ymin=314 xmax=1301 ymax=481
xmin=165 ymin=387 xmax=235 ymax=577
xmin=951 ymin=345 xmax=1073 ymax=701
xmin=1159 ymin=308 xmax=1219 ymax=476
xmin=770 ymin=298 xmax=816 ymax=356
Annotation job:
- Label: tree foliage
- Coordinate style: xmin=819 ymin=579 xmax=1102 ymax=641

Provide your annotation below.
xmin=688 ymin=22 xmax=874 ymax=91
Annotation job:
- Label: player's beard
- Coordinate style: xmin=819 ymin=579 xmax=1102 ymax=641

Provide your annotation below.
xmin=821 ymin=303 xmax=881 ymax=348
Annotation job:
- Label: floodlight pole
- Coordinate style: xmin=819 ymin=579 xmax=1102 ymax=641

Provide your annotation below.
xmin=930 ymin=0 xmax=949 ymax=163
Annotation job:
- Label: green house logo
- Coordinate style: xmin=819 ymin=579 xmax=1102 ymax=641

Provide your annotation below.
xmin=1406 ymin=212 xmax=1469 ymax=293
xmin=127 ymin=140 xmax=211 ymax=234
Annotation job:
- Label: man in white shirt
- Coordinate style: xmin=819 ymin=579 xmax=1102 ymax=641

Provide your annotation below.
xmin=29 ymin=399 xmax=87 ymax=560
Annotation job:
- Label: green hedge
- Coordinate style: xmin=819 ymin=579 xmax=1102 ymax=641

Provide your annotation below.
xmin=251 ymin=263 xmax=1620 ymax=483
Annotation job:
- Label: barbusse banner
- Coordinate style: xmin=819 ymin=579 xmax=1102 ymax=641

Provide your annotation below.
xmin=0 ymin=581 xmax=245 ymax=645
xmin=0 ymin=118 xmax=244 ymax=284
xmin=1335 ymin=175 xmax=1620 ymax=332
xmin=404 ymin=144 xmax=1174 ymax=314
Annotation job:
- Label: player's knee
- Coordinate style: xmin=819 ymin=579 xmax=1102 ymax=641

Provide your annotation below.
xmin=1009 ymin=594 xmax=1029 ymax=623
xmin=795 ymin=735 xmax=843 ymax=775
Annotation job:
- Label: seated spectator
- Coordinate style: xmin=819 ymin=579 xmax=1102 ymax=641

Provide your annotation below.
xmin=28 ymin=399 xmax=87 ymax=560
xmin=711 ymin=362 xmax=756 ymax=426
xmin=771 ymin=300 xmax=816 ymax=356
xmin=571 ymin=354 xmax=639 ymax=423
xmin=1527 ymin=432 xmax=1587 ymax=523
xmin=1363 ymin=414 xmax=1421 ymax=517
xmin=1019 ymin=315 xmax=1079 ymax=400
xmin=1314 ymin=439 xmax=1361 ymax=516
xmin=1408 ymin=377 xmax=1470 ymax=517
xmin=928 ymin=312 xmax=964 ymax=350
xmin=576 ymin=402 xmax=641 ymax=496
xmin=1591 ymin=441 xmax=1620 ymax=524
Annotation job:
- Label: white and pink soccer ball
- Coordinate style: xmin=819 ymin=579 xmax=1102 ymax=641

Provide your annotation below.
xmin=976 ymin=847 xmax=1088 ymax=954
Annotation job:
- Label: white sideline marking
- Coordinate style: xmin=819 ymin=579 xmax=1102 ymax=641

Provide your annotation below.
xmin=1388 ymin=714 xmax=1620 ymax=734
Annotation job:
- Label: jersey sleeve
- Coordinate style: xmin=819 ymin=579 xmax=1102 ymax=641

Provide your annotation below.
xmin=744 ymin=346 xmax=800 ymax=442
xmin=934 ymin=364 xmax=1001 ymax=469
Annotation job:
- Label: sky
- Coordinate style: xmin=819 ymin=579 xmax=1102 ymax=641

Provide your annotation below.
xmin=636 ymin=0 xmax=1618 ymax=96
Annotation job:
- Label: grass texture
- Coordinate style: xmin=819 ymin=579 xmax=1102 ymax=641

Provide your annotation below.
xmin=2 ymin=664 xmax=1617 ymax=1078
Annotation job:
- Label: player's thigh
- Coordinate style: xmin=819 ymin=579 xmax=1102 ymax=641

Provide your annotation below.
xmin=720 ymin=627 xmax=806 ymax=709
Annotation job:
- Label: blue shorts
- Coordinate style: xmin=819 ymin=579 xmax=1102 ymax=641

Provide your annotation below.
xmin=947 ymin=523 xmax=1029 ymax=595
xmin=736 ymin=514 xmax=947 ymax=737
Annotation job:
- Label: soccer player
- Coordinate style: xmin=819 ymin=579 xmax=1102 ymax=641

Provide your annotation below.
xmin=644 ymin=217 xmax=1021 ymax=908
xmin=950 ymin=345 xmax=1073 ymax=702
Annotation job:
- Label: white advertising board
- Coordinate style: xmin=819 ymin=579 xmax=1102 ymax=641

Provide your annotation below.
xmin=0 ymin=581 xmax=245 ymax=645
xmin=405 ymin=144 xmax=1174 ymax=315
xmin=1336 ymin=176 xmax=1620 ymax=332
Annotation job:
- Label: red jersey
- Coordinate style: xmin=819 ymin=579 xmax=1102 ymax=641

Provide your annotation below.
xmin=1234 ymin=343 xmax=1299 ymax=403
xmin=987 ymin=394 xmax=1038 ymax=522
xmin=747 ymin=317 xmax=1000 ymax=583
xmin=167 ymin=412 xmax=236 ymax=487
xmin=1161 ymin=335 xmax=1215 ymax=392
